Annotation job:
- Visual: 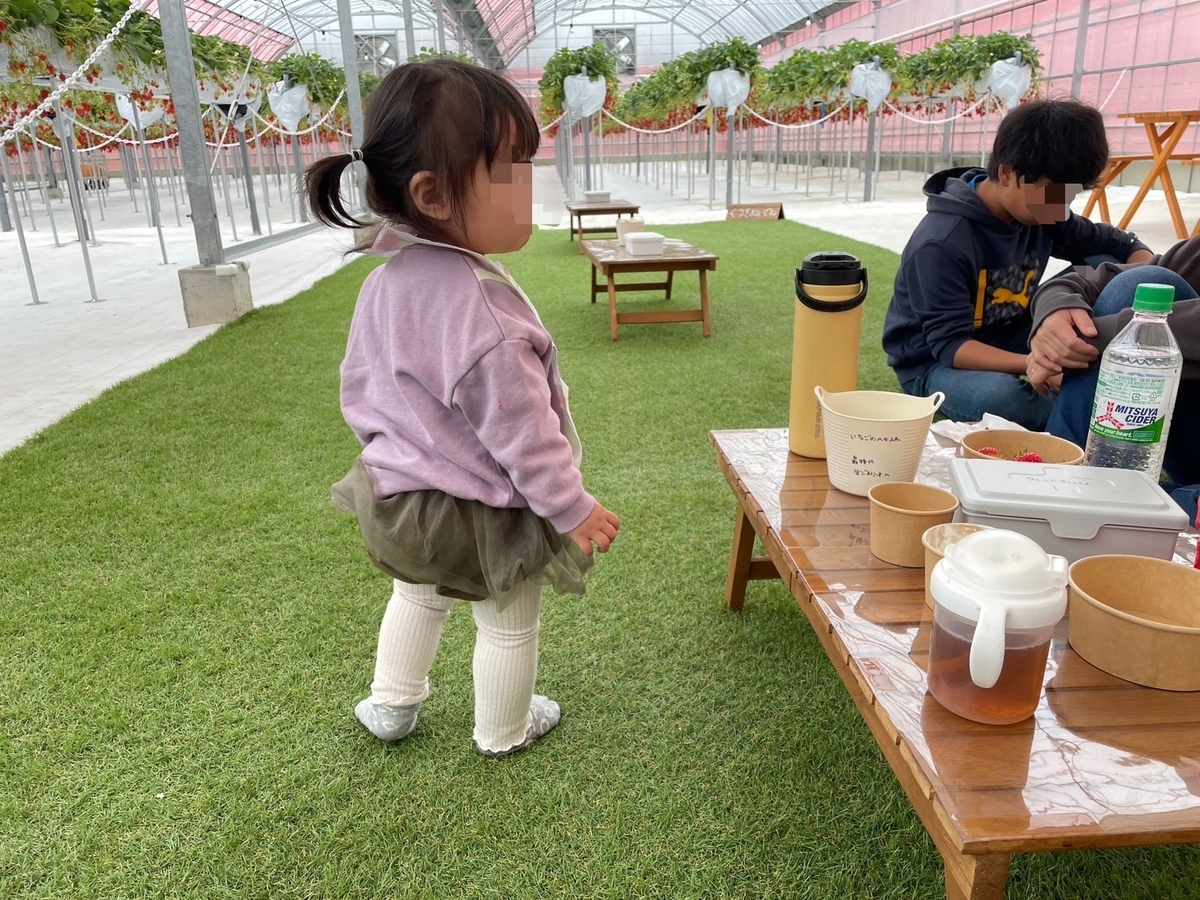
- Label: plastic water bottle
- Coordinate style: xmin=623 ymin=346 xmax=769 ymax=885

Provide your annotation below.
xmin=1083 ymin=283 xmax=1182 ymax=479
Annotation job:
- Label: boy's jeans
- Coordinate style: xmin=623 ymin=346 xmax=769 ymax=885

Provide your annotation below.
xmin=1047 ymin=265 xmax=1200 ymax=525
xmin=901 ymin=326 xmax=1055 ymax=430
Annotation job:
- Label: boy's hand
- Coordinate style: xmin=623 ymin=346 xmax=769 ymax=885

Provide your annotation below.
xmin=568 ymin=502 xmax=620 ymax=556
xmin=1029 ymin=308 xmax=1099 ymax=376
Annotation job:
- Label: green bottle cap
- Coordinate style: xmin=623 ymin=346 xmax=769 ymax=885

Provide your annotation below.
xmin=1131 ymin=283 xmax=1175 ymax=313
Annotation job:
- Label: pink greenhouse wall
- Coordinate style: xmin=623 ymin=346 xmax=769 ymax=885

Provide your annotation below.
xmin=757 ymin=0 xmax=1200 ymax=156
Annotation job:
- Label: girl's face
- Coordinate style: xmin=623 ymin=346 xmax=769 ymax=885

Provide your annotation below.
xmin=460 ymin=143 xmax=534 ymax=255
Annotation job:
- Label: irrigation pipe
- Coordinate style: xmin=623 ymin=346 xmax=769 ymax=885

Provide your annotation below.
xmin=743 ymin=103 xmax=847 ymax=130
xmin=882 ymin=95 xmax=991 ymax=125
xmin=600 ymin=108 xmax=706 ymax=134
xmin=1097 ymin=69 xmax=1129 ymax=112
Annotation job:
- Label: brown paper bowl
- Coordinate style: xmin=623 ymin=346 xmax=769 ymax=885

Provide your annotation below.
xmin=961 ymin=429 xmax=1084 ymax=464
xmin=921 ymin=522 xmax=992 ymax=609
xmin=1068 ymin=555 xmax=1200 ymax=691
xmin=868 ymin=482 xmax=959 ymax=568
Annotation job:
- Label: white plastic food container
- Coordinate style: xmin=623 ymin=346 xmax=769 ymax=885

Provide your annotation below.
xmin=947 ymin=458 xmax=1188 ymax=564
xmin=583 ymin=190 xmax=610 ymax=202
xmin=625 ymin=231 xmax=665 ymax=256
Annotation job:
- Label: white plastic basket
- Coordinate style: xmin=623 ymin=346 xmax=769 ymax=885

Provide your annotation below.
xmin=815 ymin=387 xmax=945 ymax=496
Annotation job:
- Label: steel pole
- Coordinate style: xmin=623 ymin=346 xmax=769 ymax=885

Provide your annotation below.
xmin=159 ymin=0 xmax=224 ymax=265
xmin=0 ymin=145 xmax=44 ymax=305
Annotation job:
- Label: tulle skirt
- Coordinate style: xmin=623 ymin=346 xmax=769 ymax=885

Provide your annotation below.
xmin=331 ymin=458 xmax=591 ymax=604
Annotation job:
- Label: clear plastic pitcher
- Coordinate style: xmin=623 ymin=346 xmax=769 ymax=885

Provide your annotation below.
xmin=928 ymin=529 xmax=1068 ymax=725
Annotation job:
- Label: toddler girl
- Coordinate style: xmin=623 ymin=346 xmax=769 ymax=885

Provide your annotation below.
xmin=305 ymin=61 xmax=620 ymax=758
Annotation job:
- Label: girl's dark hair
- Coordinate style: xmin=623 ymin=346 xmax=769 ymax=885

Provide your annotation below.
xmin=304 ymin=60 xmax=540 ymax=248
xmin=986 ymin=98 xmax=1109 ymax=189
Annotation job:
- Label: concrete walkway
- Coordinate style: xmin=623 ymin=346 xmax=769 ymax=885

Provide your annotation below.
xmin=2 ymin=160 xmax=1195 ymax=457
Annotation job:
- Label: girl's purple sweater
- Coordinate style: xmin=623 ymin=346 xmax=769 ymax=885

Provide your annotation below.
xmin=340 ymin=230 xmax=595 ymax=535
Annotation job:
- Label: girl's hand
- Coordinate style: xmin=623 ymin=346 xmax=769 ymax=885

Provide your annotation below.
xmin=568 ymin=503 xmax=620 ymax=556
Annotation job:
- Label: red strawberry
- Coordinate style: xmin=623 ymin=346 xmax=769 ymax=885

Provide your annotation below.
xmin=976 ymin=446 xmax=1000 ymax=456
xmin=1014 ymin=451 xmax=1044 ymax=463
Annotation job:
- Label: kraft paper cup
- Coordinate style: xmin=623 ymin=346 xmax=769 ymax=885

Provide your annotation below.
xmin=868 ymin=482 xmax=960 ymax=568
xmin=921 ymin=522 xmax=993 ymax=609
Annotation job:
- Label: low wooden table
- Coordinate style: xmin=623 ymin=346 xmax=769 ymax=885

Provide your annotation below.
xmin=583 ymin=238 xmax=718 ymax=341
xmin=712 ymin=428 xmax=1200 ymax=900
xmin=563 ymin=199 xmax=641 ymax=252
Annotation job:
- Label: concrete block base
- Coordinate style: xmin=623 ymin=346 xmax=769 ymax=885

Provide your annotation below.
xmin=179 ymin=261 xmax=253 ymax=327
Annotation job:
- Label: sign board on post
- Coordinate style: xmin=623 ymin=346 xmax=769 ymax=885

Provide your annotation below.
xmin=726 ymin=203 xmax=785 ymax=221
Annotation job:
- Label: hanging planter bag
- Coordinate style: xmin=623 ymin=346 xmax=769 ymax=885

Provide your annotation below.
xmin=266 ymin=81 xmax=311 ymax=132
xmin=563 ymin=71 xmax=607 ymax=119
xmin=849 ymin=63 xmax=893 ymax=113
xmin=706 ymin=67 xmax=750 ymax=110
xmin=116 ymin=94 xmax=165 ymax=129
xmin=976 ymin=58 xmax=1032 ymax=108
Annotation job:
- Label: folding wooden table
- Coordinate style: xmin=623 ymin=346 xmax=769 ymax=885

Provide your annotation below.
xmin=712 ymin=427 xmax=1200 ymax=900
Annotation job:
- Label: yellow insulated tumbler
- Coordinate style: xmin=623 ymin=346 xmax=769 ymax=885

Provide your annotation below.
xmin=789 ymin=252 xmax=868 ymax=458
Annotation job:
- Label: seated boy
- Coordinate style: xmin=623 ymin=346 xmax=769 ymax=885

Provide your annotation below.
xmin=882 ymin=98 xmax=1152 ymax=430
xmin=1027 ymin=236 xmax=1200 ymax=525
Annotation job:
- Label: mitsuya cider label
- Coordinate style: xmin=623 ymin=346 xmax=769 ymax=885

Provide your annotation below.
xmin=1088 ymin=361 xmax=1175 ymax=443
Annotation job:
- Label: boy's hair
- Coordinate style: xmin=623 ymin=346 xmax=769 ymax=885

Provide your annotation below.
xmin=986 ymin=98 xmax=1109 ymax=189
xmin=304 ymin=60 xmax=540 ymax=247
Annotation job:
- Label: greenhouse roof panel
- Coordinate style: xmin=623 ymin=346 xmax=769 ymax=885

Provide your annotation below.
xmin=146 ymin=0 xmax=295 ymax=61
xmin=523 ymin=0 xmax=828 ymax=47
xmin=170 ymin=0 xmax=833 ymax=64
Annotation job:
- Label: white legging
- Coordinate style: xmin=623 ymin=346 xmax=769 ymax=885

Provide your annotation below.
xmin=369 ymin=578 xmax=542 ymax=754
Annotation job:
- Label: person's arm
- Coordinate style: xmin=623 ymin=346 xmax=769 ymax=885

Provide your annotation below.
xmin=951 ymin=339 xmax=1030 ymax=374
xmin=904 ymin=240 xmax=985 ymax=370
xmin=1050 ymin=214 xmax=1152 ymax=265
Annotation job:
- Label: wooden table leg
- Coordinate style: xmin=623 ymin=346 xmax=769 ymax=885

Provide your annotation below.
xmin=590 ymin=262 xmax=599 ymax=304
xmin=699 ymin=268 xmax=712 ymax=337
xmin=665 ymin=269 xmax=675 ymax=300
xmin=1119 ymin=121 xmax=1191 ymax=238
xmin=942 ymin=850 xmax=1010 ymax=900
xmin=608 ymin=272 xmax=620 ymax=341
xmin=725 ymin=506 xmax=756 ymax=610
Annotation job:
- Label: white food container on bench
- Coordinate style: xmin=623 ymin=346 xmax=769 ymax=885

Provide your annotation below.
xmin=583 ymin=190 xmax=610 ymax=202
xmin=947 ymin=458 xmax=1187 ymax=564
xmin=625 ymin=231 xmax=665 ymax=256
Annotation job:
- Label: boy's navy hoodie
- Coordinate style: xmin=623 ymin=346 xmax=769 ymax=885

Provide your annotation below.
xmin=883 ymin=167 xmax=1149 ymax=384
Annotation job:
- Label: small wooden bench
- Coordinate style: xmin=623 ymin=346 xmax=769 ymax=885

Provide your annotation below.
xmin=1084 ymin=152 xmax=1200 ymax=235
xmin=1082 ymin=154 xmax=1153 ymax=223
xmin=583 ymin=238 xmax=717 ymax=340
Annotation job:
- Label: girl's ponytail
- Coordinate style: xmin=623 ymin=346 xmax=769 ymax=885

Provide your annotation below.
xmin=304 ymin=154 xmax=369 ymax=230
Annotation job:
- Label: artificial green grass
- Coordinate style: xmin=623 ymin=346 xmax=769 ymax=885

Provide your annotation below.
xmin=2 ymin=220 xmax=1198 ymax=899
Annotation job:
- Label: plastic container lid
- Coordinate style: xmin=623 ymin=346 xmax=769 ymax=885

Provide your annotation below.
xmin=932 ymin=529 xmax=1068 ymax=629
xmin=948 ymin=458 xmax=1188 ymax=539
xmin=626 ymin=232 xmax=664 ymax=243
xmin=1132 ymin=282 xmax=1175 ymax=313
xmin=797 ymin=251 xmax=863 ymax=285
xmin=931 ymin=529 xmax=1069 ymax=689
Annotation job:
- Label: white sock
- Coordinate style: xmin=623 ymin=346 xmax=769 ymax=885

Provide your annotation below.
xmin=369 ymin=579 xmax=454 ymax=707
xmin=470 ymin=580 xmax=543 ymax=754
